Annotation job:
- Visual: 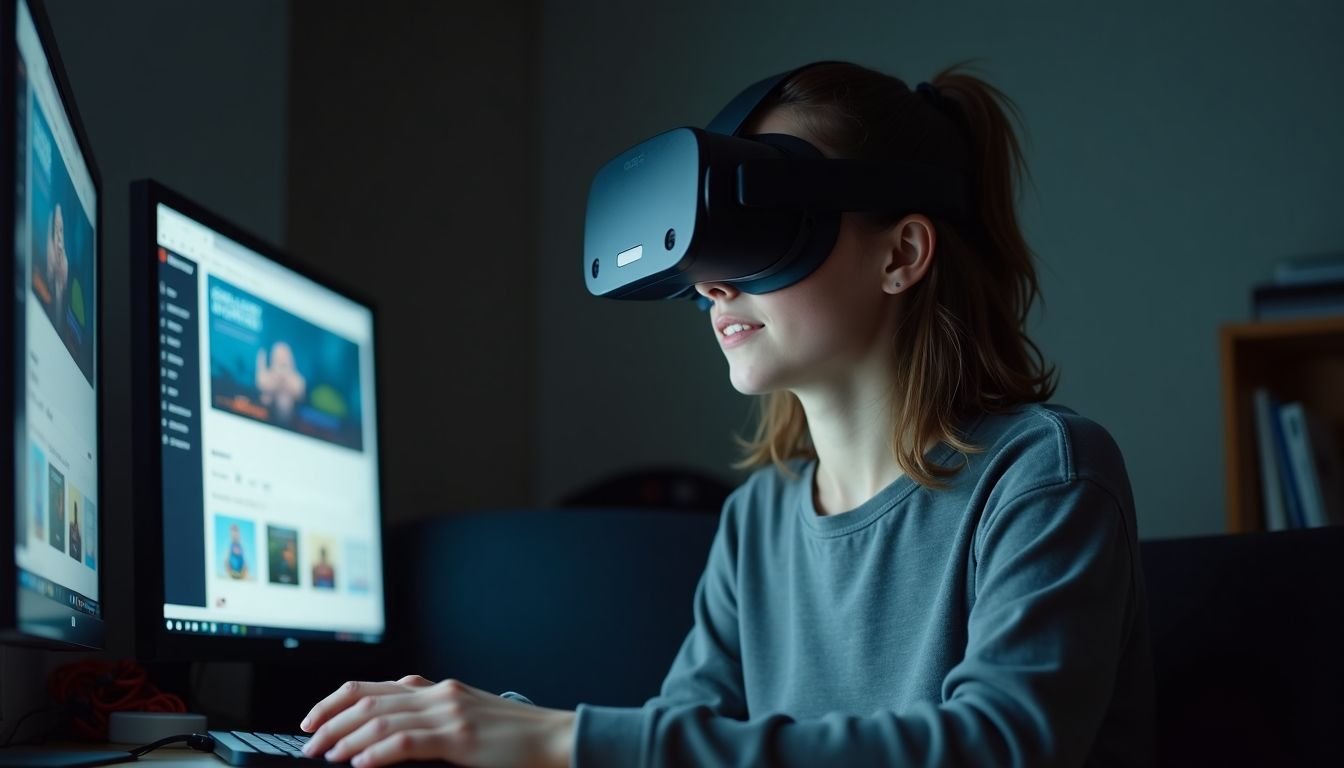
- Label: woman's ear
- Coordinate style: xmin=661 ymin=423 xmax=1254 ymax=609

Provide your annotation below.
xmin=881 ymin=214 xmax=936 ymax=295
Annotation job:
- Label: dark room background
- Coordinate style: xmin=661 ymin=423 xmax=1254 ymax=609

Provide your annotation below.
xmin=4 ymin=0 xmax=1340 ymax=692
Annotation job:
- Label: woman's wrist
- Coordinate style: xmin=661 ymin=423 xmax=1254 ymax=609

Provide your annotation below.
xmin=545 ymin=709 xmax=577 ymax=768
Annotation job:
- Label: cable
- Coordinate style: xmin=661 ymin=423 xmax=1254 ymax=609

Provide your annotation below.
xmin=1 ymin=705 xmax=67 ymax=748
xmin=128 ymin=732 xmax=216 ymax=758
xmin=49 ymin=659 xmax=187 ymax=741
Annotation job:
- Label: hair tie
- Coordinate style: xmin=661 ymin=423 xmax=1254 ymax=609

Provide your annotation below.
xmin=914 ymin=80 xmax=960 ymax=123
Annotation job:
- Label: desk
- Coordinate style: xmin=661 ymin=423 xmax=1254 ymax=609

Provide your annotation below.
xmin=0 ymin=744 xmax=220 ymax=768
xmin=129 ymin=748 xmax=219 ymax=767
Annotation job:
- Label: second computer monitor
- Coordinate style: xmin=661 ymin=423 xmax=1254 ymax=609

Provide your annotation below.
xmin=131 ymin=180 xmax=385 ymax=661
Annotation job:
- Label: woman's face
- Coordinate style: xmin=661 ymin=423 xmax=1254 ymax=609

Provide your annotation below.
xmin=693 ymin=110 xmax=903 ymax=396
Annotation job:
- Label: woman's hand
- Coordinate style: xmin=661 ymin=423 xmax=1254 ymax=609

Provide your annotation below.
xmin=299 ymin=675 xmax=575 ymax=768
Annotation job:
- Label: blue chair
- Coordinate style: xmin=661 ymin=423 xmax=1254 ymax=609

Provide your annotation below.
xmin=387 ymin=508 xmax=719 ymax=709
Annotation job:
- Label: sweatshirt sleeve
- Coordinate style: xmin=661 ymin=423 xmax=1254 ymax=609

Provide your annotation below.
xmin=640 ymin=500 xmax=748 ymax=718
xmin=573 ymin=477 xmax=1140 ymax=768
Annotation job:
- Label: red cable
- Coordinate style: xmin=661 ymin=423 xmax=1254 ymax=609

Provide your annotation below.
xmin=48 ymin=659 xmax=186 ymax=741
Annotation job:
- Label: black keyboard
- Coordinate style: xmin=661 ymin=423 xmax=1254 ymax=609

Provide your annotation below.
xmin=209 ymin=730 xmax=337 ymax=766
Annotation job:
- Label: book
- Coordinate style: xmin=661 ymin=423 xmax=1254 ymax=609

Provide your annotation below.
xmin=1273 ymin=252 xmax=1344 ymax=287
xmin=1252 ymin=280 xmax=1344 ymax=321
xmin=1278 ymin=402 xmax=1340 ymax=527
xmin=1252 ymin=388 xmax=1289 ymax=531
xmin=1271 ymin=401 xmax=1307 ymax=528
xmin=1302 ymin=408 xmax=1344 ymax=527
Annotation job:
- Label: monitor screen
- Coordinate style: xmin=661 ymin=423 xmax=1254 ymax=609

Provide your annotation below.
xmin=149 ymin=197 xmax=384 ymax=648
xmin=8 ymin=0 xmax=101 ymax=647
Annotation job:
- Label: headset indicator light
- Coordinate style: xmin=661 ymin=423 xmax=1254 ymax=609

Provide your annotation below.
xmin=616 ymin=245 xmax=643 ymax=267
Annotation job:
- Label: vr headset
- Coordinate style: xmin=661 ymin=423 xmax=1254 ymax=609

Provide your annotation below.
xmin=583 ymin=61 xmax=972 ymax=303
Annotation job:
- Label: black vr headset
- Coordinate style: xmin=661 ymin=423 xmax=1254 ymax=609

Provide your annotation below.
xmin=583 ymin=61 xmax=973 ymax=303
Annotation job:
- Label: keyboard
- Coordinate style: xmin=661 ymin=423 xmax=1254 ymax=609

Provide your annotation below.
xmin=209 ymin=730 xmax=336 ymax=766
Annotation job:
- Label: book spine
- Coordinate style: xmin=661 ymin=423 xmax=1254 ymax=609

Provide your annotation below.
xmin=1252 ymin=389 xmax=1289 ymax=531
xmin=1279 ymin=402 xmax=1327 ymax=527
xmin=1303 ymin=410 xmax=1344 ymax=527
xmin=1254 ymin=301 xmax=1344 ymax=322
xmin=1252 ymin=281 xmax=1344 ymax=321
xmin=1253 ymin=280 xmax=1344 ymax=301
xmin=1272 ymin=403 xmax=1306 ymax=528
xmin=1273 ymin=254 xmax=1344 ymax=286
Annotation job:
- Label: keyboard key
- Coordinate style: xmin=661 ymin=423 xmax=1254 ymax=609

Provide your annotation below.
xmin=232 ymin=730 xmax=285 ymax=756
xmin=259 ymin=733 xmax=306 ymax=757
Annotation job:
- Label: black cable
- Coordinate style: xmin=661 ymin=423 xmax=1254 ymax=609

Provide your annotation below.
xmin=1 ymin=705 xmax=66 ymax=748
xmin=129 ymin=732 xmax=215 ymax=758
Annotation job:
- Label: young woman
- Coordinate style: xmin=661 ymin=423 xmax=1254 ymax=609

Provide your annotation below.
xmin=298 ymin=61 xmax=1153 ymax=767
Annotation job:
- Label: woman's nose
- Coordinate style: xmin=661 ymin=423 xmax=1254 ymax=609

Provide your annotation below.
xmin=694 ymin=281 xmax=740 ymax=304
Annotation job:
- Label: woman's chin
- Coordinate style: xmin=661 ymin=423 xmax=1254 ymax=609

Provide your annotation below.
xmin=728 ymin=367 xmax=778 ymax=396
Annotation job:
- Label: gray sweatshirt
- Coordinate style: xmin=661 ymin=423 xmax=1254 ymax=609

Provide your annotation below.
xmin=574 ymin=404 xmax=1154 ymax=767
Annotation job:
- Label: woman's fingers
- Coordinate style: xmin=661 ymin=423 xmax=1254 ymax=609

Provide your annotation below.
xmin=323 ymin=711 xmax=443 ymax=763
xmin=395 ymin=674 xmax=435 ymax=688
xmin=300 ymin=680 xmax=415 ymax=736
xmin=349 ymin=727 xmax=459 ymax=768
xmin=307 ymin=688 xmax=433 ymax=758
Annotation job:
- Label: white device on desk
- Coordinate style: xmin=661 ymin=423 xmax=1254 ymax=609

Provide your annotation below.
xmin=108 ymin=712 xmax=209 ymax=747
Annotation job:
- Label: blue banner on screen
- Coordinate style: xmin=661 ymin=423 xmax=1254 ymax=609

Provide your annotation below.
xmin=27 ymin=93 xmax=95 ymax=386
xmin=207 ymin=276 xmax=364 ymax=451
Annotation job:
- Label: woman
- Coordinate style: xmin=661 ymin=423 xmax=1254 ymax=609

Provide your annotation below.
xmin=299 ymin=61 xmax=1153 ymax=768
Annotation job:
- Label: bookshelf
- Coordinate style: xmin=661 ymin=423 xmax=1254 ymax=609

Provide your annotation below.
xmin=1220 ymin=316 xmax=1344 ymax=532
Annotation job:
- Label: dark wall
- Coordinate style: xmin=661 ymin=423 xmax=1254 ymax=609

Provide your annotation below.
xmin=534 ymin=0 xmax=1344 ymax=537
xmin=286 ymin=0 xmax=540 ymax=523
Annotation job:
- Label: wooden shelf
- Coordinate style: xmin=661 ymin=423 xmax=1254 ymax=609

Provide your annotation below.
xmin=1220 ymin=315 xmax=1344 ymax=532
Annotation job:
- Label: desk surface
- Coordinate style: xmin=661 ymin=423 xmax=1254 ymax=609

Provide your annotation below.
xmin=0 ymin=745 xmax=220 ymax=767
xmin=133 ymin=749 xmax=220 ymax=766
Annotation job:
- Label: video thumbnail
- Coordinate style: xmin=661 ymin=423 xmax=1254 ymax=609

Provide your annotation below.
xmin=215 ymin=514 xmax=258 ymax=581
xmin=207 ymin=277 xmax=364 ymax=451
xmin=27 ymin=98 xmax=95 ymax=386
xmin=83 ymin=498 xmax=97 ymax=570
xmin=309 ymin=534 xmax=337 ymax=590
xmin=47 ymin=463 xmax=65 ymax=552
xmin=345 ymin=540 xmax=372 ymax=594
xmin=67 ymin=485 xmax=83 ymax=562
xmin=267 ymin=525 xmax=300 ymax=586
xmin=28 ymin=442 xmax=46 ymax=544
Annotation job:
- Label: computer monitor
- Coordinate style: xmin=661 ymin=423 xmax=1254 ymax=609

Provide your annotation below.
xmin=1 ymin=0 xmax=103 ymax=650
xmin=130 ymin=180 xmax=386 ymax=662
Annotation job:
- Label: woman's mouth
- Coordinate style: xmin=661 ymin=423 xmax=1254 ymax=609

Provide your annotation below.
xmin=717 ymin=320 xmax=764 ymax=348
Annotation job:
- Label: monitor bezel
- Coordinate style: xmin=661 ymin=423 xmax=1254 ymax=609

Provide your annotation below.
xmin=130 ymin=178 xmax=393 ymax=664
xmin=0 ymin=0 xmax=105 ymax=651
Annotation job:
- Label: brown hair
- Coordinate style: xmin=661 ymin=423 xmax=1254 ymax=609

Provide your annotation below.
xmin=734 ymin=61 xmax=1057 ymax=489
